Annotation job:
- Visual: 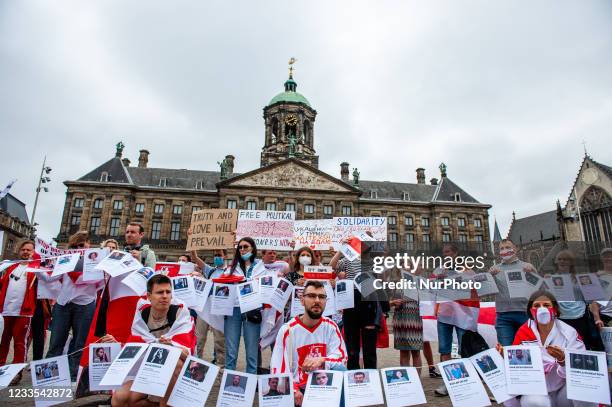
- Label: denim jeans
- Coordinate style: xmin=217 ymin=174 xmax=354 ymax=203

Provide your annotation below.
xmin=224 ymin=307 xmax=261 ymax=374
xmin=437 ymin=321 xmax=466 ymax=355
xmin=46 ymin=301 xmax=96 ymax=380
xmin=495 ymin=311 xmax=528 ymax=346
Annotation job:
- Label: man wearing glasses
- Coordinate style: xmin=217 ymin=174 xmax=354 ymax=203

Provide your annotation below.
xmin=270 ymin=280 xmax=347 ymax=406
xmin=0 ymin=240 xmax=37 ymax=384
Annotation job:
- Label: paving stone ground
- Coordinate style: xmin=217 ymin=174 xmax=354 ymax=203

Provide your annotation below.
xmin=0 ymin=332 xmax=502 ymax=406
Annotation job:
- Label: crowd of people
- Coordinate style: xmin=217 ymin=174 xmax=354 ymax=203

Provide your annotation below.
xmin=0 ymin=220 xmax=610 ymax=406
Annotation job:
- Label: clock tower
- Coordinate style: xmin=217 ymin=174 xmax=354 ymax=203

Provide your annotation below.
xmin=260 ymin=61 xmax=318 ymax=168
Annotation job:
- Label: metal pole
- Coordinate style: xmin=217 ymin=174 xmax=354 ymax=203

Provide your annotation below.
xmin=30 ymin=155 xmax=46 ymax=230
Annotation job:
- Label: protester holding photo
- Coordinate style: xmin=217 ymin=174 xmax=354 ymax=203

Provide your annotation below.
xmin=287 ymin=246 xmax=316 ymax=286
xmin=223 ymin=237 xmax=262 ymax=374
xmin=261 ymin=249 xmax=290 ymax=276
xmin=501 ymin=290 xmax=585 ymax=407
xmin=489 ymin=239 xmax=538 ymax=346
xmin=270 ymin=280 xmax=347 ymax=406
xmin=551 ymin=250 xmax=603 ymax=350
xmin=590 ymin=248 xmax=612 ymax=328
xmin=111 ymin=274 xmax=194 ymax=406
xmin=44 ymin=231 xmax=101 ymax=381
xmin=123 ymin=222 xmax=157 ymax=268
xmin=0 ymin=239 xmax=38 ymax=385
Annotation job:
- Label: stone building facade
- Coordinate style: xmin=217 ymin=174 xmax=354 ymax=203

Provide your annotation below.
xmin=0 ymin=193 xmax=33 ymax=259
xmin=56 ymin=73 xmax=491 ymax=260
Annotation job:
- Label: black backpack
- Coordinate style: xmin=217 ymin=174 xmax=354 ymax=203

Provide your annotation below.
xmin=460 ymin=330 xmax=490 ymax=358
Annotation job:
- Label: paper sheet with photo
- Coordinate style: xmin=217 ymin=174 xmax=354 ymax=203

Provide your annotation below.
xmin=168 ymin=356 xmax=219 ymax=407
xmin=259 ymin=275 xmax=277 ymax=304
xmin=171 ymin=276 xmax=197 ymax=307
xmin=302 ymin=370 xmax=343 ymax=407
xmin=565 ymin=349 xmax=610 ymax=405
xmin=544 ymin=274 xmax=576 ymax=302
xmin=0 ymin=363 xmax=27 ymax=388
xmin=131 ymin=344 xmax=182 ymax=397
xmin=192 ymin=277 xmax=212 ymax=312
xmin=268 ymin=278 xmax=293 ymax=312
xmin=468 ymin=348 xmax=512 ymax=403
xmin=237 ymin=280 xmax=262 ymax=313
xmin=354 ymin=272 xmax=377 ymax=297
xmin=258 ymin=373 xmax=294 ymax=407
xmin=439 ymin=358 xmax=490 ymax=407
xmin=434 ymin=274 xmax=474 ymax=302
xmin=380 ymin=367 xmax=427 ymax=407
xmin=51 ymin=253 xmax=80 ymax=277
xmin=30 ymin=355 xmax=71 ymax=407
xmin=290 ymin=286 xmax=305 ymax=317
xmin=470 ymin=272 xmax=499 ymax=297
xmin=322 ymin=281 xmax=336 ymax=316
xmin=100 ymin=343 xmax=148 ymax=386
xmin=576 ymin=273 xmax=606 ymax=301
xmin=335 ymin=279 xmax=354 ymax=310
xmin=343 ymin=369 xmax=383 ymax=407
xmin=178 ymin=261 xmax=196 ymax=275
xmin=504 ymin=269 xmax=529 ymax=299
xmin=523 ymin=271 xmax=544 ymax=296
xmin=503 ymin=345 xmax=547 ymax=396
xmin=122 ymin=267 xmax=155 ymax=296
xmin=216 ymin=369 xmax=257 ymax=407
xmin=83 ymin=248 xmax=108 ymax=281
xmin=89 ymin=342 xmax=122 ymax=391
xmin=95 ymin=250 xmax=143 ymax=277
xmin=211 ymin=283 xmax=237 ymax=316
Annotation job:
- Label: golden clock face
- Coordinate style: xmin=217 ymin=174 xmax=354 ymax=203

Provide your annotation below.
xmin=285 ymin=115 xmax=298 ymax=126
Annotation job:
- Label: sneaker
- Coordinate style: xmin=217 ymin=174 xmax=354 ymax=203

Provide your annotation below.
xmin=434 ymin=384 xmax=448 ymax=397
xmin=429 ymin=367 xmax=442 ymax=378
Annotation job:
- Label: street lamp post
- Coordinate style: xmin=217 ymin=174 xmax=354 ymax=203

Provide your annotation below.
xmin=30 ymin=155 xmax=52 ymax=236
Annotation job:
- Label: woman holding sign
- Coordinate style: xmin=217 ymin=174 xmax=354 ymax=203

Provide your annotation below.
xmin=287 ymin=247 xmax=316 ymax=286
xmin=223 ymin=237 xmax=263 ymax=374
xmin=502 ymin=290 xmax=585 ymax=407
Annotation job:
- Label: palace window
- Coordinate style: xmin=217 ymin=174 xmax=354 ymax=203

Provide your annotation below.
xmin=151 ymin=222 xmax=162 ymax=239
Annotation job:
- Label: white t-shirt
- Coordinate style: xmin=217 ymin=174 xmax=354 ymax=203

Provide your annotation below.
xmin=3 ymin=265 xmax=28 ymax=316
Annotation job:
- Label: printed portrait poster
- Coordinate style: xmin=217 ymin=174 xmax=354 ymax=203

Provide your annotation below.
xmin=468 ymin=348 xmax=512 ymax=404
xmin=168 ymin=356 xmax=219 ymax=407
xmin=51 ymin=252 xmax=80 ymax=277
xmin=236 ymin=210 xmax=295 ymax=251
xmin=99 ymin=343 xmax=148 ymax=387
xmin=302 ymin=370 xmax=343 ymax=407
xmin=380 ymin=367 xmax=427 ymax=407
xmin=269 ymin=278 xmax=293 ymax=312
xmin=30 ymin=355 xmax=71 ymax=407
xmin=439 ymin=359 xmax=490 ymax=407
xmin=565 ymin=349 xmax=610 ymax=405
xmin=470 ymin=272 xmax=499 ymax=297
xmin=335 ymin=279 xmax=354 ymax=310
xmin=237 ymin=280 xmax=262 ymax=313
xmin=211 ymin=283 xmax=237 ymax=316
xmin=89 ymin=342 xmax=122 ymax=391
xmin=131 ymin=344 xmax=182 ymax=397
xmin=290 ymin=286 xmax=305 ymax=317
xmin=504 ymin=269 xmax=528 ymax=299
xmin=544 ymin=273 xmax=575 ymax=302
xmin=259 ymin=275 xmax=277 ymax=304
xmin=576 ymin=273 xmax=606 ymax=301
xmin=0 ymin=363 xmax=27 ymax=388
xmin=503 ymin=345 xmax=547 ymax=396
xmin=192 ymin=277 xmax=213 ymax=312
xmin=171 ymin=276 xmax=198 ymax=307
xmin=95 ymin=250 xmax=143 ymax=277
xmin=258 ymin=373 xmax=294 ymax=407
xmin=83 ymin=248 xmax=108 ymax=281
xmin=122 ymin=267 xmax=155 ymax=296
xmin=216 ymin=369 xmax=257 ymax=407
xmin=343 ymin=369 xmax=384 ymax=407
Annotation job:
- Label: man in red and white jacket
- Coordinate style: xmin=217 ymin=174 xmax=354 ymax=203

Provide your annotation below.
xmin=0 ymin=240 xmax=38 ymax=374
xmin=271 ymin=280 xmax=347 ymax=406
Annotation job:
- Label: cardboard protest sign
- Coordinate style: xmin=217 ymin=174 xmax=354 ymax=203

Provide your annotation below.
xmin=236 ymin=210 xmax=295 ymax=250
xmin=187 ymin=209 xmax=237 ymax=250
xmin=293 ymin=219 xmax=334 ymax=250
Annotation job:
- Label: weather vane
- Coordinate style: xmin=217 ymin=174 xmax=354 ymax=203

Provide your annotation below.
xmin=288 ymin=57 xmax=297 ymax=78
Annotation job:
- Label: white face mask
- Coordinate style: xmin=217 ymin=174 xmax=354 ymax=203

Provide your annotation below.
xmin=500 ymin=249 xmax=516 ymax=261
xmin=535 ymin=306 xmax=553 ymax=324
xmin=298 ymin=256 xmax=312 ymax=266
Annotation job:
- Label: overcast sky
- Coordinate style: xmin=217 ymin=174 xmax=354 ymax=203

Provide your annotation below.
xmin=1 ymin=0 xmax=611 ymax=242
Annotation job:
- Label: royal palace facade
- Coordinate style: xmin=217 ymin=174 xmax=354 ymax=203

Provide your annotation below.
xmin=56 ymin=72 xmax=491 ymax=260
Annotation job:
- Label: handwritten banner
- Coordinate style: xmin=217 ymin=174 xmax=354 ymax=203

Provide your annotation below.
xmin=293 ymin=219 xmax=334 ymax=250
xmin=186 ymin=209 xmax=237 ymax=250
xmin=236 ymin=210 xmax=295 ymax=250
xmin=331 ymin=217 xmax=387 ymax=248
xmin=35 ymin=237 xmax=84 ymax=257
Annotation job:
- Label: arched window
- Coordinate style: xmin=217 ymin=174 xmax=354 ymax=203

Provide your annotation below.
xmin=271 ymin=118 xmax=279 ymax=144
